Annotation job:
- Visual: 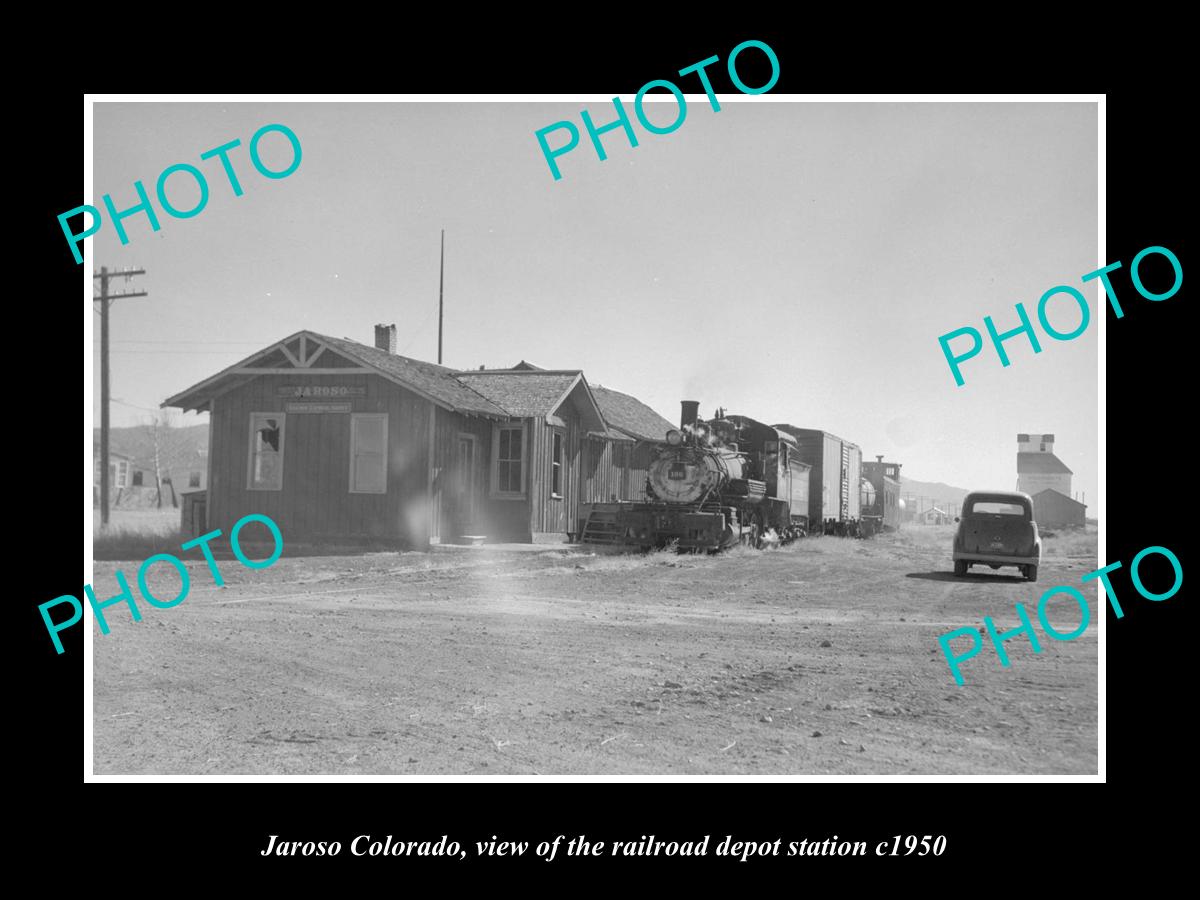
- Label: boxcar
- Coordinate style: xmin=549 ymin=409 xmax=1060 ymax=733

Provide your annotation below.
xmin=773 ymin=425 xmax=862 ymax=532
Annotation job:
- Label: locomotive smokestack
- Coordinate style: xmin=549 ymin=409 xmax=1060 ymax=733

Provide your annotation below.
xmin=680 ymin=400 xmax=700 ymax=429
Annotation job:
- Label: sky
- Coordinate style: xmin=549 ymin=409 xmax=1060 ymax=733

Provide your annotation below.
xmin=91 ymin=100 xmax=1098 ymax=508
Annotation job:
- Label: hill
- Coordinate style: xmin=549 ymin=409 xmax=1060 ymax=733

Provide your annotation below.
xmin=94 ymin=423 xmax=208 ymax=469
xmin=897 ymin=476 xmax=971 ymax=514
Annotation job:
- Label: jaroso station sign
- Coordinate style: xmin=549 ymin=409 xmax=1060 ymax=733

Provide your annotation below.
xmin=277 ymin=385 xmax=366 ymax=399
xmin=278 ymin=384 xmax=364 ymax=413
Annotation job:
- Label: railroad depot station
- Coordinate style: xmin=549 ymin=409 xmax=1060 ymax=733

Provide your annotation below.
xmin=165 ymin=325 xmax=677 ymax=547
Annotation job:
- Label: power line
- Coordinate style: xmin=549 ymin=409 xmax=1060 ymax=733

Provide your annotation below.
xmin=111 ymin=398 xmax=161 ymax=412
xmin=102 ymin=349 xmax=252 ymax=355
xmin=92 ymin=339 xmax=271 ymax=345
xmin=398 ymin=308 xmax=438 ymax=355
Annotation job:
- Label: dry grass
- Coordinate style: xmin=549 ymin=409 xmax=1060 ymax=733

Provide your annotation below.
xmin=93 ymin=526 xmax=189 ymax=562
xmin=92 ymin=508 xmax=187 ymax=561
xmin=888 ymin=521 xmax=1097 ymax=562
xmin=94 ymin=508 xmax=180 ymax=535
xmin=890 ymin=524 xmax=958 ymax=549
xmin=567 ymin=543 xmax=713 ymax=573
xmin=1042 ymin=524 xmax=1098 ymax=560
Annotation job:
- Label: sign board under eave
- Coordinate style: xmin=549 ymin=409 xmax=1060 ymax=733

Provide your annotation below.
xmin=284 ymin=402 xmax=353 ymax=414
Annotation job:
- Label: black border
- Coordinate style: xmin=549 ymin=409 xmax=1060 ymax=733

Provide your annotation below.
xmin=27 ymin=32 xmax=1184 ymax=884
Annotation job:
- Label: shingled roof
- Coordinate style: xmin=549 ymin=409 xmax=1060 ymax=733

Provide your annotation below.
xmin=1032 ymin=488 xmax=1085 ymax=508
xmin=162 ymin=330 xmax=509 ymax=416
xmin=1017 ymin=452 xmax=1073 ymax=475
xmin=316 ymin=335 xmax=506 ymax=416
xmin=164 ymin=331 xmax=658 ymax=440
xmin=591 ymin=384 xmax=676 ymax=442
xmin=454 ymin=371 xmax=582 ymax=418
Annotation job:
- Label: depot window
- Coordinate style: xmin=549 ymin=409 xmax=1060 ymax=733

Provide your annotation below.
xmin=248 ymin=412 xmax=285 ymax=491
xmin=551 ymin=431 xmax=563 ymax=498
xmin=350 ymin=414 xmax=388 ymax=494
xmin=491 ymin=423 xmax=526 ymax=499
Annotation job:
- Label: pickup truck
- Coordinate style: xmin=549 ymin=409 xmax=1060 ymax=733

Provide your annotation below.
xmin=952 ymin=490 xmax=1041 ymax=581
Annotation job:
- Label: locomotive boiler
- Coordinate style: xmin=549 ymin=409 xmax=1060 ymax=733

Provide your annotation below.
xmin=580 ymin=401 xmax=812 ymax=550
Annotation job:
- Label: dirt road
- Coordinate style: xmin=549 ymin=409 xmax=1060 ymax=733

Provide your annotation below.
xmin=92 ymin=526 xmax=1098 ymax=775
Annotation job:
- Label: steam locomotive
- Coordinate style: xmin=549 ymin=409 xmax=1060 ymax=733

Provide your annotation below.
xmin=580 ymin=401 xmax=813 ymax=550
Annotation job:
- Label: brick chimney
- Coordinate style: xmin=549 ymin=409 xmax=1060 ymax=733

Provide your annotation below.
xmin=374 ymin=324 xmax=397 ymax=354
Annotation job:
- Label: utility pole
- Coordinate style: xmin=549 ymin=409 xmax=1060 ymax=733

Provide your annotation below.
xmin=437 ymin=229 xmax=445 ymax=365
xmin=152 ymin=413 xmax=163 ymax=509
xmin=94 ymin=266 xmax=148 ymax=527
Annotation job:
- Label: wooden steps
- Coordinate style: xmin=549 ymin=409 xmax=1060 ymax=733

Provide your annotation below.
xmin=580 ymin=507 xmax=628 ymax=545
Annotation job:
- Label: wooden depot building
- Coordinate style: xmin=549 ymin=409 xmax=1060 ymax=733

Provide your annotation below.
xmin=164 ymin=325 xmax=675 ymax=547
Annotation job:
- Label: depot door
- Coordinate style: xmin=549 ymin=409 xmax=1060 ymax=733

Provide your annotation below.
xmin=455 ymin=435 xmax=478 ymax=534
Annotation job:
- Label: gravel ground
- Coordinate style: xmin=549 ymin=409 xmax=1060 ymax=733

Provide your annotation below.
xmin=92 ymin=525 xmax=1098 ymax=775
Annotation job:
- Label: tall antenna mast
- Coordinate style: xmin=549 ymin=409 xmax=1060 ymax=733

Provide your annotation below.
xmin=438 ymin=229 xmax=445 ymax=364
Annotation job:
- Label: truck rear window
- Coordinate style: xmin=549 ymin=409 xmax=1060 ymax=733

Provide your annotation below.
xmin=968 ymin=501 xmax=1027 ymax=516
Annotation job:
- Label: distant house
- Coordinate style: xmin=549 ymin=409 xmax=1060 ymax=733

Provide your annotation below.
xmin=1032 ymin=488 xmax=1086 ymax=528
xmin=92 ymin=447 xmax=141 ymax=506
xmin=163 ymin=326 xmax=675 ymax=546
xmin=93 ymin=428 xmax=208 ymax=508
xmin=165 ymin=447 xmax=208 ymax=496
xmin=917 ymin=506 xmax=950 ymax=525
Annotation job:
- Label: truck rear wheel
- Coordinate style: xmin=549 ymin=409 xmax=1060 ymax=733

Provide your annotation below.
xmin=954 ymin=560 xmax=967 ymax=577
xmin=1025 ymin=564 xmax=1038 ymax=582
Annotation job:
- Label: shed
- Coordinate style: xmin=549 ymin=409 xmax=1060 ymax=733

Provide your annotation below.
xmin=1031 ymin=488 xmax=1087 ymax=528
xmin=917 ymin=506 xmax=950 ymax=525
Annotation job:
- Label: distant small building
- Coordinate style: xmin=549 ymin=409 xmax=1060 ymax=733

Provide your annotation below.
xmin=92 ymin=447 xmax=140 ymax=506
xmin=917 ymin=506 xmax=950 ymax=525
xmin=1032 ymin=488 xmax=1086 ymax=528
xmin=93 ymin=432 xmax=207 ymax=508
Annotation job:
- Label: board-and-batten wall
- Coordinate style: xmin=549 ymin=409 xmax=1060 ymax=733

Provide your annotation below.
xmin=528 ymin=423 xmax=659 ymax=538
xmin=528 ymin=416 xmax=580 ymax=537
xmin=208 ymin=372 xmax=434 ymax=545
xmin=206 ymin=370 xmax=664 ymax=545
xmin=579 ymin=439 xmax=654 ymax=505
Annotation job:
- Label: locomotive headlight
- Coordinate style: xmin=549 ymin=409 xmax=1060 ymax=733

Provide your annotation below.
xmin=666 ymin=429 xmax=683 ymax=446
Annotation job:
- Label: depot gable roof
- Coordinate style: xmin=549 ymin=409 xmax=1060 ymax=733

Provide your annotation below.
xmin=162 ymin=331 xmax=508 ymax=416
xmin=590 ymin=385 xmax=676 ymax=442
xmin=454 ymin=370 xmax=606 ymax=432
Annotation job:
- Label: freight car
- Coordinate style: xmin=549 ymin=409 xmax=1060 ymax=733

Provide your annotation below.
xmin=772 ymin=425 xmax=863 ymax=535
xmin=860 ymin=455 xmax=904 ymax=535
xmin=578 ymin=402 xmax=811 ymax=550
